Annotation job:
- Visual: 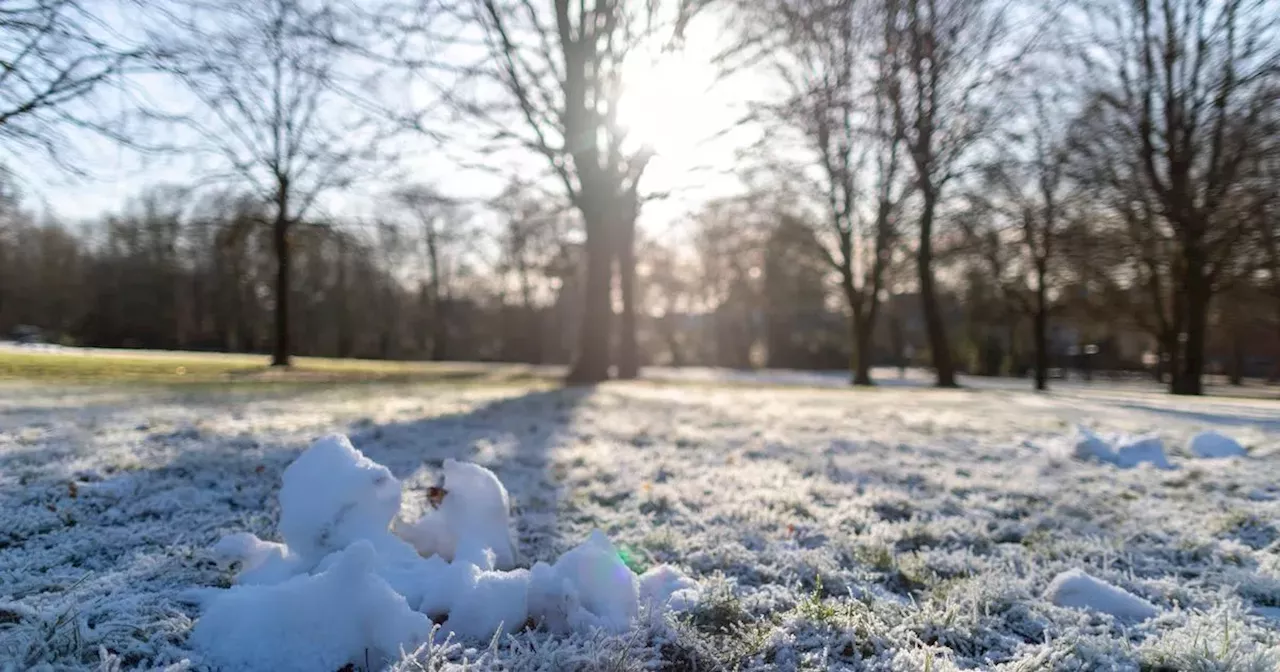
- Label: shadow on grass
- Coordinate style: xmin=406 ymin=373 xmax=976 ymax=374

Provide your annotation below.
xmin=345 ymin=385 xmax=596 ymax=561
xmin=1112 ymin=401 xmax=1280 ymax=432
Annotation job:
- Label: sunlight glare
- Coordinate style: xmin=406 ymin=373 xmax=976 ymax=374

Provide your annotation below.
xmin=617 ymin=40 xmax=719 ymax=165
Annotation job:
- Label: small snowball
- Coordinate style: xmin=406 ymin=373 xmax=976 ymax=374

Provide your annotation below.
xmin=638 ymin=565 xmax=700 ymax=613
xmin=278 ymin=435 xmax=402 ymax=560
xmin=395 ymin=459 xmax=517 ymax=570
xmin=211 ymin=532 xmax=307 ymax=585
xmin=528 ymin=530 xmax=639 ymax=634
xmin=1113 ymin=435 xmax=1174 ymax=470
xmin=1045 ymin=569 xmax=1158 ymax=621
xmin=191 ymin=541 xmax=431 ymax=672
xmin=1189 ymin=431 xmax=1246 ymax=459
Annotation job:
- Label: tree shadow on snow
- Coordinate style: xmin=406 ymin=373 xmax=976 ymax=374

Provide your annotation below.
xmin=0 ymin=385 xmax=595 ymax=661
xmin=1110 ymin=401 xmax=1280 ymax=432
xmin=345 ymin=385 xmax=597 ymax=563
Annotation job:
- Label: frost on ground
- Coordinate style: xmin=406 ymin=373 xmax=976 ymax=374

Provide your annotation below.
xmin=1 ymin=378 xmax=1279 ymax=670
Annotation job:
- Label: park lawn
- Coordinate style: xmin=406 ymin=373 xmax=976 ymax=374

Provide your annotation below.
xmin=0 ymin=348 xmax=551 ymax=385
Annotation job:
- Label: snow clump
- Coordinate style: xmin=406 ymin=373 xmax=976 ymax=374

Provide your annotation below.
xmin=1045 ymin=568 xmax=1158 ymax=621
xmin=1188 ymin=430 xmax=1247 ymax=459
xmin=1067 ymin=427 xmax=1174 ymax=470
xmin=393 ymin=458 xmax=519 ymax=570
xmin=191 ymin=541 xmax=431 ymax=672
xmin=192 ymin=434 xmax=700 ymax=670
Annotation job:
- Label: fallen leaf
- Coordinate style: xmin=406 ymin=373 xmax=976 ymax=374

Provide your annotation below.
xmin=427 ymin=486 xmax=448 ymax=508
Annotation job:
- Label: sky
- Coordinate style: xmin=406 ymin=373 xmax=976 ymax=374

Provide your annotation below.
xmin=14 ymin=2 xmax=763 ymax=243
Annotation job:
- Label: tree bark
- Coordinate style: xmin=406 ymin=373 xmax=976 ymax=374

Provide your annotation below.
xmin=918 ymin=187 xmax=957 ymax=387
xmin=842 ymin=273 xmax=875 ymax=386
xmin=1173 ymin=273 xmax=1209 ymax=395
xmin=1033 ymin=266 xmax=1048 ymax=391
xmin=853 ymin=312 xmax=875 ymax=385
xmin=567 ymin=215 xmax=612 ymax=384
xmin=425 ymin=224 xmax=448 ymax=361
xmin=1229 ymin=334 xmax=1244 ymax=386
xmin=270 ymin=188 xmax=291 ymax=368
xmin=615 ymin=214 xmax=638 ymax=379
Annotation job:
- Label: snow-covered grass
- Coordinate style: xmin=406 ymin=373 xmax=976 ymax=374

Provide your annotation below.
xmin=2 ymin=378 xmax=1279 ymax=670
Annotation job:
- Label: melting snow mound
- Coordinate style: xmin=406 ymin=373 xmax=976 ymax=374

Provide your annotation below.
xmin=1113 ymin=435 xmax=1174 ymax=470
xmin=278 ymin=434 xmax=402 ymax=560
xmin=1066 ymin=427 xmax=1174 ymax=470
xmin=1189 ymin=431 xmax=1247 ymax=459
xmin=191 ymin=541 xmax=431 ymax=672
xmin=1045 ymin=569 xmax=1158 ymax=621
xmin=191 ymin=434 xmax=702 ymax=669
xmin=393 ymin=458 xmax=518 ymax=570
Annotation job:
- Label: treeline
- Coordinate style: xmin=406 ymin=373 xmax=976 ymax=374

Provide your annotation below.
xmin=3 ymin=176 xmax=1275 ymax=383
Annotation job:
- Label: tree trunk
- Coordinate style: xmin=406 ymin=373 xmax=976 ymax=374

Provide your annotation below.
xmin=567 ymin=216 xmax=612 ymax=384
xmin=1173 ymin=275 xmax=1209 ymax=395
xmin=270 ymin=192 xmax=291 ymax=368
xmin=852 ymin=313 xmax=874 ymax=385
xmin=426 ymin=227 xmax=447 ymax=361
xmin=843 ymin=274 xmax=875 ymax=386
xmin=517 ymin=258 xmax=542 ymax=365
xmin=1033 ymin=271 xmax=1048 ymax=391
xmin=1229 ymin=334 xmax=1244 ymax=386
xmin=615 ymin=215 xmax=638 ymax=380
xmin=917 ymin=188 xmax=957 ymax=387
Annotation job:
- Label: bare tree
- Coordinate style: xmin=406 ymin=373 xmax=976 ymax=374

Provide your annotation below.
xmin=1076 ymin=0 xmax=1279 ymax=394
xmin=460 ymin=0 xmax=696 ymax=382
xmin=963 ymin=96 xmax=1070 ymax=390
xmin=727 ymin=0 xmax=916 ymax=381
xmin=0 ymin=0 xmax=143 ymax=165
xmin=394 ymin=185 xmax=468 ymax=361
xmin=490 ymin=180 xmax=571 ymax=363
xmin=883 ymin=0 xmax=1023 ymax=387
xmin=149 ymin=0 xmax=399 ymax=366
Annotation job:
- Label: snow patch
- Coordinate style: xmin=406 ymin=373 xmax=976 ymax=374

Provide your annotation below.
xmin=190 ymin=541 xmax=432 ymax=672
xmin=278 ymin=434 xmax=402 ymax=560
xmin=212 ymin=532 xmax=305 ymax=585
xmin=1066 ymin=427 xmax=1174 ymax=470
xmin=1045 ymin=569 xmax=1158 ymax=621
xmin=191 ymin=434 xmax=701 ymax=669
xmin=393 ymin=458 xmax=518 ymax=570
xmin=1189 ymin=431 xmax=1247 ymax=459
xmin=526 ymin=530 xmax=640 ymax=634
xmin=1113 ymin=436 xmax=1174 ymax=470
xmin=1070 ymin=427 xmax=1116 ymax=463
xmin=638 ymin=564 xmax=701 ymax=613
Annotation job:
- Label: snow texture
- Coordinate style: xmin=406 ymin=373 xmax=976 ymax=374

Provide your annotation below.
xmin=393 ymin=458 xmax=518 ymax=570
xmin=1044 ymin=568 xmax=1159 ymax=621
xmin=189 ymin=541 xmax=431 ymax=671
xmin=638 ymin=564 xmax=701 ymax=612
xmin=277 ymin=434 xmax=402 ymax=561
xmin=2 ymin=375 xmax=1280 ymax=670
xmin=526 ymin=530 xmax=640 ymax=635
xmin=1189 ymin=430 xmax=1248 ymax=458
xmin=1067 ymin=427 xmax=1174 ymax=469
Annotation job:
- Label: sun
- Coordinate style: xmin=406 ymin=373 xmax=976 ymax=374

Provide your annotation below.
xmin=615 ymin=31 xmax=731 ymax=166
xmin=612 ymin=19 xmax=760 ymax=217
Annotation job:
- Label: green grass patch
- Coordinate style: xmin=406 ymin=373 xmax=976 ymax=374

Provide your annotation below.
xmin=0 ymin=349 xmax=554 ymax=386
